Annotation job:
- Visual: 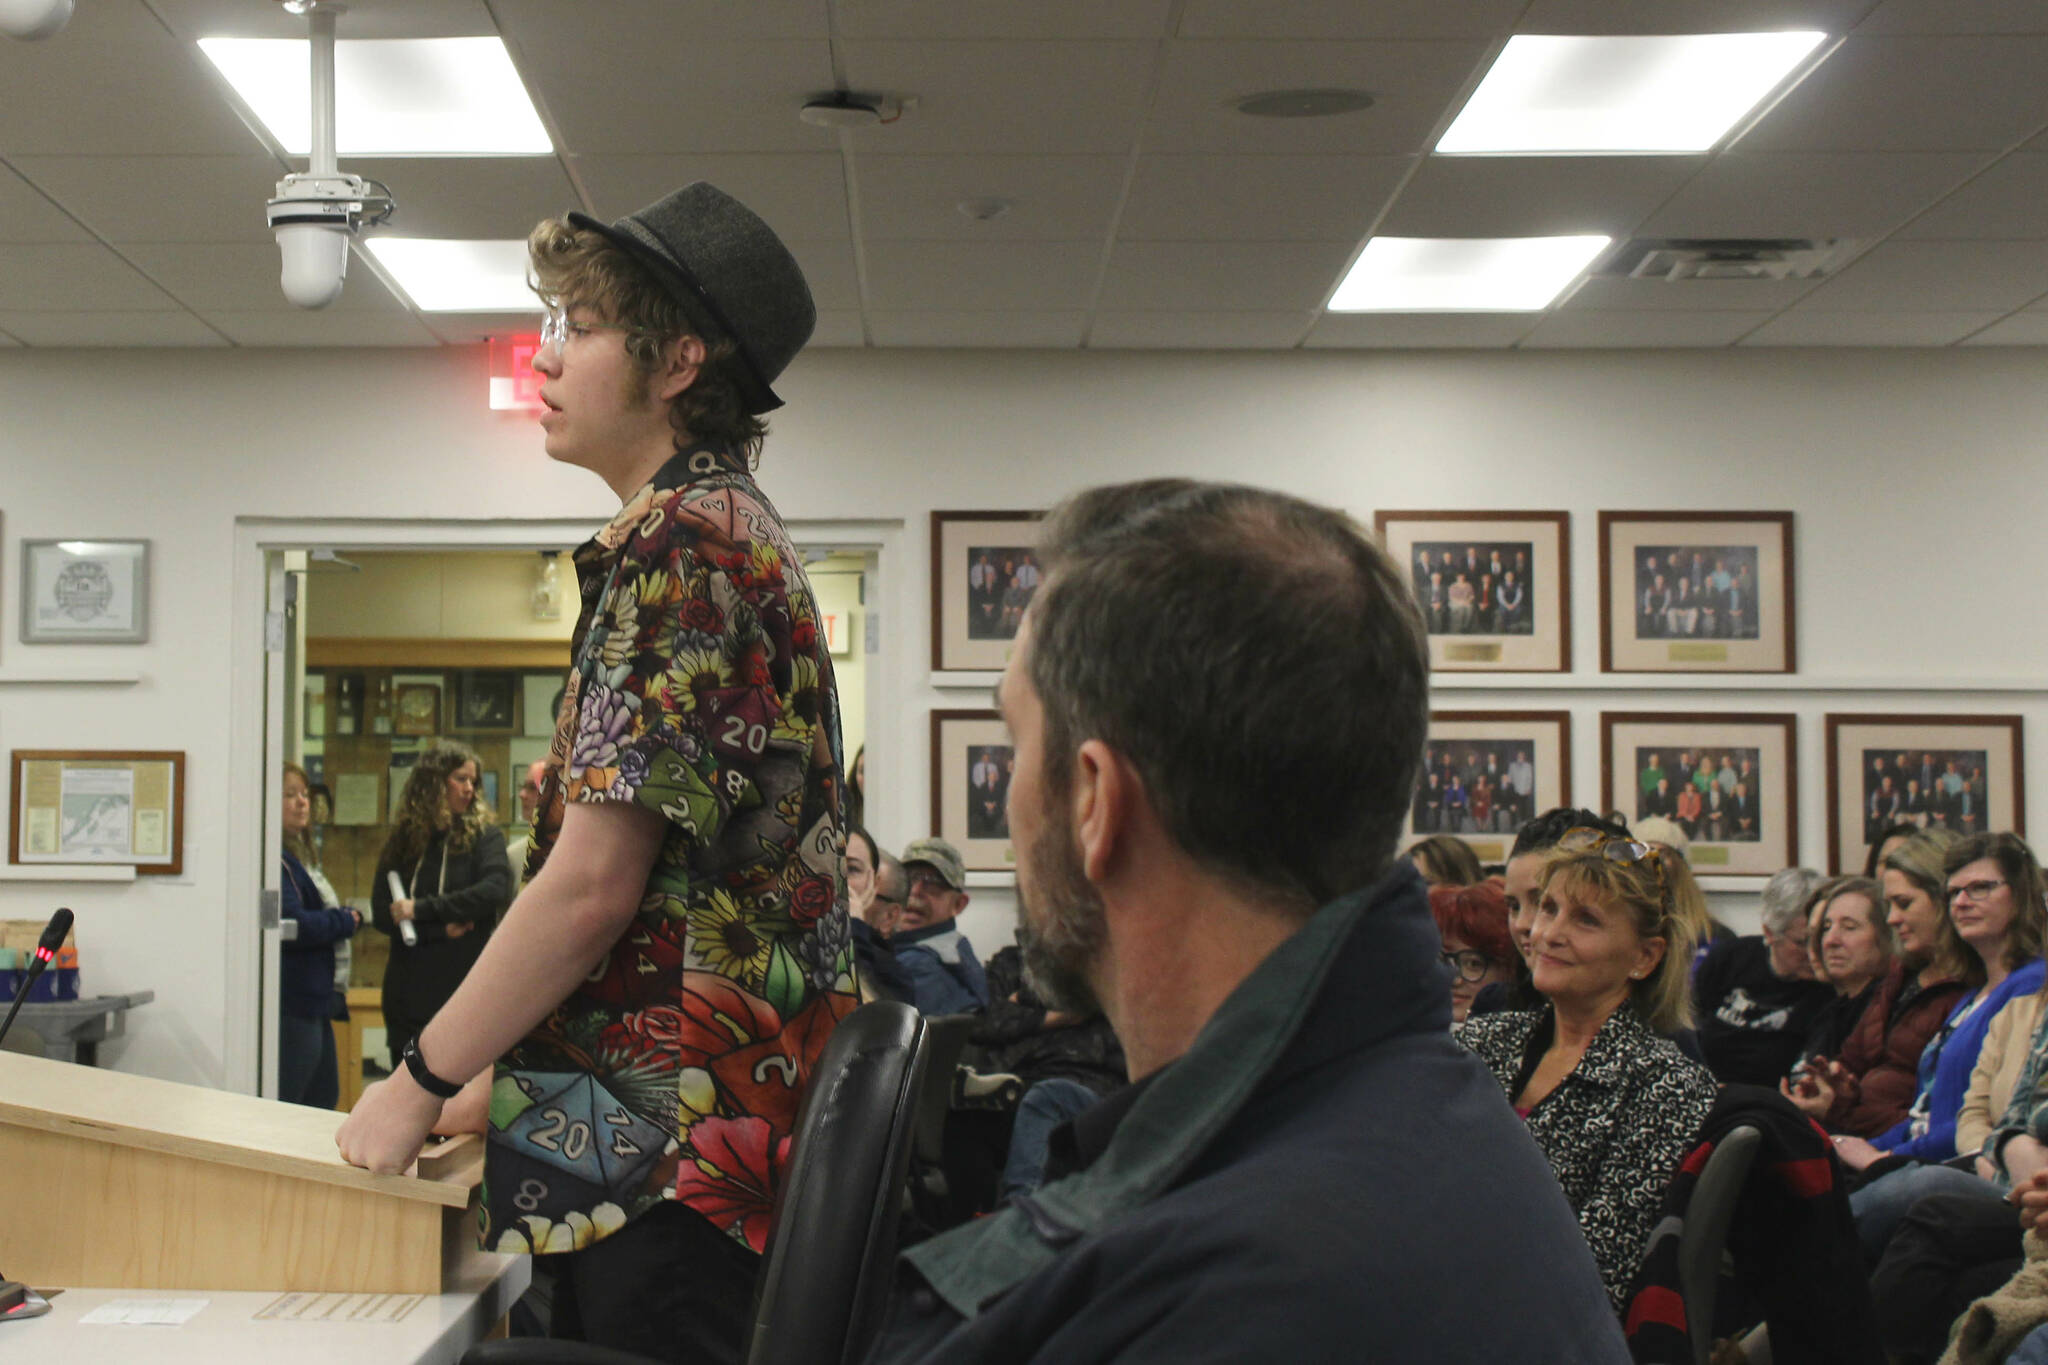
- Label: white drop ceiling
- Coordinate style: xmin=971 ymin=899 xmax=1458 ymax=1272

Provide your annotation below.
xmin=3 ymin=0 xmax=2048 ymax=350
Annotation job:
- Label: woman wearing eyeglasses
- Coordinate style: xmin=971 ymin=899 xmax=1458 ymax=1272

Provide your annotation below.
xmin=1457 ymin=828 xmax=1716 ymax=1309
xmin=1429 ymin=881 xmax=1516 ymax=1024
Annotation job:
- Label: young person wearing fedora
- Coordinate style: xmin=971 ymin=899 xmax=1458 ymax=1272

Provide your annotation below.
xmin=337 ymin=183 xmax=855 ymax=1364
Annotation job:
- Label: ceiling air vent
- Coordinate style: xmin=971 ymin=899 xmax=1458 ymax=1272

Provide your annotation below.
xmin=1597 ymin=238 xmax=1854 ymax=283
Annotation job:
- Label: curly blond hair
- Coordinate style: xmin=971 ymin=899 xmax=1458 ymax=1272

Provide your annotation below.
xmin=387 ymin=741 xmax=490 ymax=867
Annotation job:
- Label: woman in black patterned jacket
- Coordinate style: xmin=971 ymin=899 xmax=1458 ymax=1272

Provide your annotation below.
xmin=1458 ymin=828 xmax=1718 ymax=1310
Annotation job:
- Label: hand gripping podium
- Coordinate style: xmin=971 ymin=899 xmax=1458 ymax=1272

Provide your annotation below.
xmin=0 ymin=1052 xmax=497 ymax=1294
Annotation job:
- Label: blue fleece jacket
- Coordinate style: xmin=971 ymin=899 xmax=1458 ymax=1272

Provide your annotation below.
xmin=1877 ymin=956 xmax=2045 ymax=1161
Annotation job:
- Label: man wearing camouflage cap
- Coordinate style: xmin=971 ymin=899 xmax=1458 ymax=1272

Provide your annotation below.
xmin=893 ymin=836 xmax=990 ymax=1014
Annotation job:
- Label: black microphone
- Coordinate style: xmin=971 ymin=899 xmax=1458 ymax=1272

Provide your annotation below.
xmin=0 ymin=907 xmax=72 ymax=1052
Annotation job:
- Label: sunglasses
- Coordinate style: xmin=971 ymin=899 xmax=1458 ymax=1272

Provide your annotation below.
xmin=1554 ymin=827 xmax=1671 ymax=907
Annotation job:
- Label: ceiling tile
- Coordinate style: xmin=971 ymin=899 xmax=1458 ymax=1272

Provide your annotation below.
xmin=342 ymin=158 xmax=582 ymax=240
xmin=837 ymin=41 xmax=1156 ymax=155
xmin=1088 ymin=311 xmax=1315 ymax=347
xmin=1558 ymin=275 xmax=1826 ymax=312
xmin=122 ymin=242 xmax=407 ymax=312
xmin=153 ymin=0 xmax=498 ymax=42
xmin=807 ymin=310 xmax=867 ymax=347
xmin=513 ymin=38 xmax=836 ymax=156
xmin=853 ymin=155 xmax=1126 ymax=240
xmin=0 ymin=7 xmax=271 ymax=156
xmin=1146 ymin=40 xmax=1488 ymax=155
xmin=1516 ymin=0 xmax=1873 ymax=32
xmin=784 ymin=240 xmax=862 ymax=312
xmin=1958 ymin=312 xmax=2048 ymax=345
xmin=836 ymin=0 xmax=1173 ymax=40
xmin=10 ymin=155 xmax=283 ymax=244
xmin=863 ymin=240 xmax=1100 ymax=310
xmin=572 ymin=154 xmax=847 ymax=238
xmin=1796 ymin=239 xmax=2048 ymax=311
xmin=867 ymin=311 xmax=1086 ymax=347
xmin=1639 ymin=152 xmax=1992 ymax=239
xmin=0 ymin=162 xmax=92 ymax=243
xmin=0 ymin=310 xmax=228 ymax=346
xmin=1736 ymin=37 xmax=2048 ymax=152
xmin=1739 ymin=311 xmax=2006 ymax=345
xmin=419 ymin=312 xmax=541 ymax=345
xmin=1854 ymin=0 xmax=2048 ymax=34
xmin=0 ymin=244 xmax=181 ymax=310
xmin=1303 ymin=313 xmax=1535 ymax=347
xmin=1120 ymin=155 xmax=1409 ymax=241
xmin=1379 ymin=156 xmax=1701 ymax=238
xmin=1896 ymin=154 xmax=2048 ymax=239
xmin=1517 ymin=311 xmax=1772 ymax=348
xmin=201 ymin=310 xmax=442 ymax=346
xmin=1177 ymin=0 xmax=1528 ymax=39
xmin=1099 ymin=240 xmax=1358 ymax=310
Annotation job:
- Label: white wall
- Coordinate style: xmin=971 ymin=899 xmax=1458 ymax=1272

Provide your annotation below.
xmin=3 ymin=343 xmax=2045 ymax=1085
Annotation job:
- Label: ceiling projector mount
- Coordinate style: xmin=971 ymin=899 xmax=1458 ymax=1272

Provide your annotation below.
xmin=264 ymin=0 xmax=396 ymax=308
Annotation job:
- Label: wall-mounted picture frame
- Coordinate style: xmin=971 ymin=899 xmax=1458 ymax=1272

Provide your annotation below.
xmin=1411 ymin=711 xmax=1573 ymax=866
xmin=931 ymin=709 xmax=1014 ymax=874
xmin=450 ymin=670 xmax=517 ymax=734
xmin=9 ymin=749 xmax=185 ymax=875
xmin=522 ymin=673 xmax=564 ymax=739
xmin=1824 ymin=713 xmax=2026 ymax=875
xmin=393 ymin=682 xmax=441 ymax=737
xmin=1374 ymin=511 xmax=1570 ymax=673
xmin=480 ymin=768 xmax=503 ymax=821
xmin=1599 ymin=512 xmax=1794 ymax=673
xmin=303 ymin=671 xmax=328 ymax=740
xmin=932 ymin=510 xmax=1044 ymax=673
xmin=1601 ymin=712 xmax=1797 ymax=878
xmin=20 ymin=538 xmax=150 ymax=644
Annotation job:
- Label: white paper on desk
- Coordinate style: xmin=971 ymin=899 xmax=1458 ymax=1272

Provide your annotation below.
xmin=78 ymin=1298 xmax=209 ymax=1325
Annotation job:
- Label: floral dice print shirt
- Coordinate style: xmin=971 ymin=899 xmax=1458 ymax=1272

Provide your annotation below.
xmin=482 ymin=443 xmax=854 ymax=1258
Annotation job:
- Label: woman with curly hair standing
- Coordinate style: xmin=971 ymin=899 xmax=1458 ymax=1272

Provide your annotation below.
xmin=372 ymin=740 xmax=511 ymax=1070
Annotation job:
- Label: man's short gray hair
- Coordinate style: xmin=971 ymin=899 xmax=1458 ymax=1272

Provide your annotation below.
xmin=1761 ymin=866 xmax=1826 ymax=936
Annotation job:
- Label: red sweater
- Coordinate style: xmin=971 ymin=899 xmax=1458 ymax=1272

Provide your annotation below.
xmin=1823 ymin=961 xmax=1966 ymax=1137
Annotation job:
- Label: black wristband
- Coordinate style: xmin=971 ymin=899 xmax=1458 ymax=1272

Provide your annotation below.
xmin=401 ymin=1035 xmax=463 ymax=1099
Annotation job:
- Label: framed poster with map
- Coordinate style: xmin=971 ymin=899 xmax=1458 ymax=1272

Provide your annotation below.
xmin=9 ymin=749 xmax=185 ymax=874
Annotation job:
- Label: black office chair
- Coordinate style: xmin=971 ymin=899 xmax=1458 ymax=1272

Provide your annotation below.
xmin=464 ymin=999 xmax=931 ymax=1365
xmin=1677 ymin=1123 xmax=1762 ymax=1365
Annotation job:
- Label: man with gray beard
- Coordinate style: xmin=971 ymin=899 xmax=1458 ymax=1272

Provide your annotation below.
xmin=863 ymin=480 xmax=1627 ymax=1364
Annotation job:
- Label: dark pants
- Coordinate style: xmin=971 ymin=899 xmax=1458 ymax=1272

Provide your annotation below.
xmin=278 ymin=1013 xmax=338 ymax=1110
xmin=1871 ymin=1187 xmax=2024 ymax=1364
xmin=544 ymin=1200 xmax=761 ymax=1365
xmin=384 ymin=1007 xmax=426 ymax=1073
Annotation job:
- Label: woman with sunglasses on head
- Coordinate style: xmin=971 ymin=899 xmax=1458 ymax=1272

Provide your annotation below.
xmin=1429 ymin=881 xmax=1517 ymax=1025
xmin=1458 ymin=828 xmax=1716 ymax=1309
xmin=1782 ymin=830 xmax=1973 ymax=1138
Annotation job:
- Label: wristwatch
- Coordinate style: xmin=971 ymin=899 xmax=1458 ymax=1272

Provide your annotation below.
xmin=400 ymin=1035 xmax=463 ymax=1099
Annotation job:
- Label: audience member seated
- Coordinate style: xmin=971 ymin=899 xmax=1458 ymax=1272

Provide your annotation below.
xmin=1458 ymin=827 xmax=1718 ymax=1309
xmin=1430 ymin=880 xmax=1517 ymax=1024
xmin=1409 ymin=832 xmax=1484 ymax=887
xmin=1470 ymin=807 xmax=1631 ymax=1019
xmin=1795 ymin=875 xmax=1892 ymax=1071
xmin=1783 ymin=830 xmax=1969 ymax=1136
xmin=846 ymin=828 xmax=913 ymax=1004
xmin=892 ymin=837 xmax=990 ymax=1014
xmin=1693 ymin=865 xmax=1832 ymax=1085
xmin=1866 ymin=819 xmax=1922 ymax=879
xmin=1836 ymin=832 xmax=2047 ymax=1257
xmin=866 ymin=480 xmax=1628 ymax=1363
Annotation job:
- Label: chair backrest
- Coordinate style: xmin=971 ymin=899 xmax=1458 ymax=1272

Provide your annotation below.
xmin=746 ymin=1000 xmax=929 ymax=1365
xmin=1677 ymin=1124 xmax=1762 ymax=1365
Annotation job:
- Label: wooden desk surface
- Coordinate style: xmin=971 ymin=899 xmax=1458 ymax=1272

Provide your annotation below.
xmin=0 ymin=1051 xmax=468 ymax=1209
xmin=2 ymin=1253 xmax=529 ymax=1365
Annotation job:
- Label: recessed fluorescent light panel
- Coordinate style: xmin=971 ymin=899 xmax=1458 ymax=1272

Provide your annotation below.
xmin=1437 ymin=32 xmax=1827 ymax=155
xmin=1329 ymin=236 xmax=1612 ymax=312
xmin=198 ymin=36 xmax=551 ymax=155
xmin=364 ymin=239 xmax=536 ymax=311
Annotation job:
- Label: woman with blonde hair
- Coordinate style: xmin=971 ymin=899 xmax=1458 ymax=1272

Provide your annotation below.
xmin=280 ymin=762 xmax=361 ymax=1108
xmin=1409 ymin=833 xmax=1484 ymax=888
xmin=371 ymin=740 xmax=511 ymax=1070
xmin=1459 ymin=828 xmax=1717 ymax=1308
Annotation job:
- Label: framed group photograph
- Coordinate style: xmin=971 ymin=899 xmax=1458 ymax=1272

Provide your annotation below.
xmin=930 ymin=709 xmax=1014 ymax=873
xmin=1599 ymin=512 xmax=1794 ymax=673
xmin=1373 ymin=511 xmax=1569 ymax=673
xmin=1411 ymin=711 xmax=1572 ymax=865
xmin=932 ymin=510 xmax=1043 ymax=673
xmin=9 ymin=749 xmax=185 ymax=874
xmin=1601 ymin=712 xmax=1797 ymax=878
xmin=1825 ymin=713 xmax=2025 ymax=875
xmin=20 ymin=538 xmax=150 ymax=644
xmin=450 ymin=670 xmax=518 ymax=734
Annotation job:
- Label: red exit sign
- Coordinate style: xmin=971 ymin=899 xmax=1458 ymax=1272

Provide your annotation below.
xmin=488 ymin=334 xmax=545 ymax=411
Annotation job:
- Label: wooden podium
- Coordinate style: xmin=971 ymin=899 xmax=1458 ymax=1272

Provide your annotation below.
xmin=0 ymin=1052 xmax=498 ymax=1295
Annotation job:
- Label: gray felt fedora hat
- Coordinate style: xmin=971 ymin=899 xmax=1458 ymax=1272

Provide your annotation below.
xmin=568 ymin=182 xmax=814 ymax=414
